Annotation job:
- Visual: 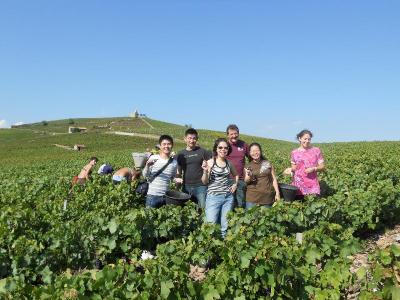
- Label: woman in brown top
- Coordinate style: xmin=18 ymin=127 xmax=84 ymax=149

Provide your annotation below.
xmin=244 ymin=143 xmax=280 ymax=209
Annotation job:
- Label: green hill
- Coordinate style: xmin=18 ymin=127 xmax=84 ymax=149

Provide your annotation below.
xmin=14 ymin=117 xmax=191 ymax=136
xmin=2 ymin=117 xmax=294 ymax=168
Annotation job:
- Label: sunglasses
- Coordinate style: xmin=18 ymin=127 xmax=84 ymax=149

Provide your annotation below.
xmin=218 ymin=146 xmax=229 ymax=150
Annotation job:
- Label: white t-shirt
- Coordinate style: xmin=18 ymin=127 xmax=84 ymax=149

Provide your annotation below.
xmin=143 ymin=155 xmax=178 ymax=196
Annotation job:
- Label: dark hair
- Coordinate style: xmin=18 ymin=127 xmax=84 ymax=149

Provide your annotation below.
xmin=185 ymin=128 xmax=198 ymax=138
xmin=89 ymin=156 xmax=98 ymax=163
xmin=296 ymin=129 xmax=313 ymax=140
xmin=159 ymin=134 xmax=174 ymax=145
xmin=226 ymin=124 xmax=239 ymax=134
xmin=212 ymin=138 xmax=232 ymax=156
xmin=248 ymin=142 xmax=267 ymax=162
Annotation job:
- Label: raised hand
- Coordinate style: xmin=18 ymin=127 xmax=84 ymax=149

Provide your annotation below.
xmin=305 ymin=167 xmax=317 ymax=174
xmin=173 ymin=177 xmax=183 ymax=184
xmin=283 ymin=167 xmax=293 ymax=176
xmin=146 ymin=158 xmax=158 ymax=167
xmin=201 ymin=160 xmax=208 ymax=171
xmin=244 ymin=167 xmax=252 ymax=177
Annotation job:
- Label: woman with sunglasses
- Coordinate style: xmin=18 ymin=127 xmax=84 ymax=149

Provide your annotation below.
xmin=244 ymin=142 xmax=280 ymax=209
xmin=202 ymin=138 xmax=239 ymax=238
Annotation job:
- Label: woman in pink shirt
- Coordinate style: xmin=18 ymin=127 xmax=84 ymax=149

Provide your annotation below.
xmin=284 ymin=130 xmax=325 ymax=198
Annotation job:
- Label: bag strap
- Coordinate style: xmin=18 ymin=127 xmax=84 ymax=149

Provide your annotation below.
xmin=148 ymin=157 xmax=174 ymax=183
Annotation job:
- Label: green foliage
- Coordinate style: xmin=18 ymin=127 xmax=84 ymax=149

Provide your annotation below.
xmin=357 ymin=244 xmax=400 ymax=299
xmin=2 ymin=119 xmax=400 ymax=298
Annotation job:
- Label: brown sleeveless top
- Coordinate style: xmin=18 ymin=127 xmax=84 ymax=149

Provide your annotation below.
xmin=245 ymin=160 xmax=275 ymax=205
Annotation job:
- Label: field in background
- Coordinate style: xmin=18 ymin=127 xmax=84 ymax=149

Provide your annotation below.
xmin=1 ymin=117 xmax=294 ymax=169
xmin=1 ymin=117 xmax=400 ymax=299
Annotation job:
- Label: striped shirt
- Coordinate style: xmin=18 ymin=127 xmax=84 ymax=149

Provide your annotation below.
xmin=207 ymin=159 xmax=232 ymax=195
xmin=143 ymin=155 xmax=178 ymax=196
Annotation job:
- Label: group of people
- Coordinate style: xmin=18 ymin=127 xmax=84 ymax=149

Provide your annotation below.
xmin=75 ymin=125 xmax=325 ymax=237
xmin=75 ymin=157 xmax=141 ymax=185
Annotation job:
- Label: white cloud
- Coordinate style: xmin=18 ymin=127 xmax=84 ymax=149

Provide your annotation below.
xmin=13 ymin=121 xmax=24 ymax=126
xmin=0 ymin=120 xmax=8 ymax=128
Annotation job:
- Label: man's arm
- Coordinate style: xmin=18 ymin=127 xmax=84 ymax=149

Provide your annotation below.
xmin=229 ymin=163 xmax=239 ymax=193
xmin=174 ymin=165 xmax=183 ymax=184
xmin=243 ymin=141 xmax=250 ymax=159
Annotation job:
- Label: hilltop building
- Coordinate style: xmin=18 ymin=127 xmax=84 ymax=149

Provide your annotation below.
xmin=129 ymin=109 xmax=139 ymax=118
xmin=68 ymin=126 xmax=87 ymax=133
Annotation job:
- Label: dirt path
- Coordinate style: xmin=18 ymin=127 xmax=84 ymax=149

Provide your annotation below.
xmin=139 ymin=118 xmax=154 ymax=129
xmin=350 ymin=225 xmax=400 ymax=273
xmin=346 ymin=225 xmax=400 ymax=299
xmin=112 ymin=131 xmax=160 ymax=140
xmin=111 ymin=131 xmax=184 ymax=143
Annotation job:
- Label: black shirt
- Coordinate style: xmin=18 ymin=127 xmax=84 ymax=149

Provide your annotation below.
xmin=177 ymin=147 xmax=212 ymax=186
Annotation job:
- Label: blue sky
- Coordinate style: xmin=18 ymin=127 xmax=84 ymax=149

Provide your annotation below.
xmin=1 ymin=1 xmax=399 ymax=142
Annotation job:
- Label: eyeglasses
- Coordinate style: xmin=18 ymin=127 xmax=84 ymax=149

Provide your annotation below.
xmin=218 ymin=146 xmax=228 ymax=150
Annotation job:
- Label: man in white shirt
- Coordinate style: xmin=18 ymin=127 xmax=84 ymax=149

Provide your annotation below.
xmin=143 ymin=135 xmax=182 ymax=208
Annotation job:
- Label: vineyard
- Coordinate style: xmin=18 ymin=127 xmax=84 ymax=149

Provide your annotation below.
xmin=1 ymin=121 xmax=400 ymax=299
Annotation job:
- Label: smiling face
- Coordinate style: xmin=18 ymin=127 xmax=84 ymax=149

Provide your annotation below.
xmin=249 ymin=144 xmax=261 ymax=161
xmin=159 ymin=139 xmax=173 ymax=156
xmin=216 ymin=141 xmax=229 ymax=158
xmin=227 ymin=129 xmax=239 ymax=145
xmin=298 ymin=133 xmax=312 ymax=149
xmin=184 ymin=133 xmax=198 ymax=149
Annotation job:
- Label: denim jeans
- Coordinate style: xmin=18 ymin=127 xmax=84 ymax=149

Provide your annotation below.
xmin=145 ymin=194 xmax=165 ymax=208
xmin=234 ymin=180 xmax=247 ymax=209
xmin=183 ymin=184 xmax=207 ymax=209
xmin=205 ymin=193 xmax=234 ymax=238
xmin=245 ymin=202 xmax=272 ymax=210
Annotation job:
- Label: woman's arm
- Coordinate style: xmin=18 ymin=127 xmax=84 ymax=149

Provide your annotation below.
xmin=283 ymin=162 xmax=296 ymax=176
xmin=305 ymin=148 xmax=325 ymax=174
xmin=305 ymin=162 xmax=325 ymax=174
xmin=201 ymin=159 xmax=212 ymax=185
xmin=271 ymin=166 xmax=280 ymax=200
xmin=316 ymin=162 xmax=325 ymax=172
xmin=244 ymin=167 xmax=252 ymax=183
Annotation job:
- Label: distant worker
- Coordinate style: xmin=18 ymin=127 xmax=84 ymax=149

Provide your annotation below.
xmin=177 ymin=128 xmax=212 ymax=208
xmin=143 ymin=135 xmax=180 ymax=208
xmin=226 ymin=124 xmax=249 ymax=209
xmin=98 ymin=163 xmax=114 ymax=175
xmin=75 ymin=156 xmax=98 ymax=185
xmin=284 ymin=129 xmax=325 ymax=199
xmin=112 ymin=167 xmax=141 ymax=184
